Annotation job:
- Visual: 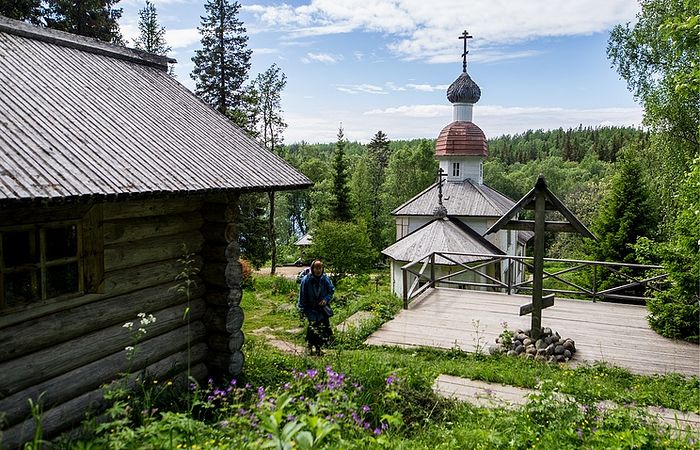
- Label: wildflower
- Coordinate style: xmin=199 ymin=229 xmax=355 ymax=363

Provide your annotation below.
xmin=374 ymin=428 xmax=382 ymax=436
xmin=167 ymin=381 xmax=173 ymax=386
xmin=381 ymin=422 xmax=388 ymax=430
xmin=283 ymin=382 xmax=291 ymax=390
xmin=287 ymin=414 xmax=295 ymax=421
xmin=124 ymin=346 xmax=134 ymax=353
xmin=220 ymin=420 xmax=229 ymax=428
xmin=386 ymin=374 xmax=396 ymax=385
xmin=257 ymin=386 xmax=265 ymax=400
xmin=362 ymin=405 xmax=370 ymax=413
xmin=306 ymin=369 xmax=318 ymax=379
xmin=123 ymin=322 xmax=133 ymax=329
xmin=230 ymin=378 xmax=237 ymax=386
xmin=576 ymin=429 xmax=583 ymax=439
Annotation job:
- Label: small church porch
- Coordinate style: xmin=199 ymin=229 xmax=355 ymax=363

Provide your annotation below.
xmin=366 ymin=287 xmax=699 ymax=377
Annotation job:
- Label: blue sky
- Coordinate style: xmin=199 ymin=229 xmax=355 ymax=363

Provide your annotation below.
xmin=119 ymin=0 xmax=644 ymax=143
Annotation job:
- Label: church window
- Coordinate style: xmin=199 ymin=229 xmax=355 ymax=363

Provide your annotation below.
xmin=452 ymin=162 xmax=460 ymax=177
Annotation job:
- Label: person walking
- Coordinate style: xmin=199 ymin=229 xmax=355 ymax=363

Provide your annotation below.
xmin=297 ymin=260 xmax=334 ymax=355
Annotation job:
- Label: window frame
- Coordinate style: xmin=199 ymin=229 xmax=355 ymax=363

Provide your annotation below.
xmin=0 ymin=221 xmax=84 ymax=310
xmin=452 ymin=162 xmax=460 ymax=177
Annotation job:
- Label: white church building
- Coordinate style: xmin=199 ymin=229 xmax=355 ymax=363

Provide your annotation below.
xmin=383 ymin=36 xmax=531 ymax=298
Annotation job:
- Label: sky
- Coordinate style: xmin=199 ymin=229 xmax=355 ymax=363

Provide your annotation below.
xmin=118 ymin=0 xmax=645 ymax=144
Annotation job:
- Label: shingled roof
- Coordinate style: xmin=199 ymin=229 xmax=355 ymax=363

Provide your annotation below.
xmin=0 ymin=16 xmax=311 ymax=203
xmin=382 ymin=217 xmax=503 ymax=264
xmin=392 ymin=179 xmax=515 ymax=218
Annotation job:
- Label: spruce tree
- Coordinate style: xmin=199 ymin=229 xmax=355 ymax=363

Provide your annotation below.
xmin=332 ymin=126 xmax=352 ymax=222
xmin=191 ymin=0 xmax=251 ymax=116
xmin=591 ymin=146 xmax=657 ymax=266
xmin=45 ymin=0 xmax=123 ymax=44
xmin=133 ymin=1 xmax=170 ymax=55
xmin=0 ymin=0 xmax=42 ymax=23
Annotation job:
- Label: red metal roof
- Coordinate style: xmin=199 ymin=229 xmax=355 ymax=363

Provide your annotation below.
xmin=435 ymin=121 xmax=488 ymax=157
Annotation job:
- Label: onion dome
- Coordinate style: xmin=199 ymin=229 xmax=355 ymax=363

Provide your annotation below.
xmin=435 ymin=121 xmax=487 ymax=157
xmin=446 ymin=72 xmax=481 ymax=104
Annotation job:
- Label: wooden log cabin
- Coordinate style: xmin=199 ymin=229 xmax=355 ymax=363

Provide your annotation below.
xmin=0 ymin=16 xmax=311 ymax=447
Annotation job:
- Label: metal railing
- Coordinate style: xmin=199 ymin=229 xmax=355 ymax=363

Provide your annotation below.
xmin=400 ymin=251 xmax=667 ymax=308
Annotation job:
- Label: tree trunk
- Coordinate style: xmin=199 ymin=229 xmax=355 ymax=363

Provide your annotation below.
xmin=268 ymin=190 xmax=276 ymax=275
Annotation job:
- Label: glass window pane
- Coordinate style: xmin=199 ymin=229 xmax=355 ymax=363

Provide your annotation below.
xmin=3 ymin=230 xmax=37 ymax=266
xmin=5 ymin=270 xmax=40 ymax=307
xmin=46 ymin=262 xmax=79 ymax=298
xmin=45 ymin=225 xmax=78 ymax=260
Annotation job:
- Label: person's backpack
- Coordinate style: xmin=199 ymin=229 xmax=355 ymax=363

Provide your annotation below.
xmin=296 ymin=266 xmax=311 ymax=284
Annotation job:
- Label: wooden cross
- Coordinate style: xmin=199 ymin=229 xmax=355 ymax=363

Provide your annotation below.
xmin=485 ymin=175 xmax=596 ymax=339
xmin=436 ymin=168 xmax=447 ymax=206
xmin=458 ymin=30 xmax=473 ymax=73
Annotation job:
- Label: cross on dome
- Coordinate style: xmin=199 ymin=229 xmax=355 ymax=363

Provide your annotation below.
xmin=458 ymin=30 xmax=473 ymax=73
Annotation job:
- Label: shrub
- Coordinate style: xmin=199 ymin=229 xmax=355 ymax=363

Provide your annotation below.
xmin=239 ymin=258 xmax=253 ymax=289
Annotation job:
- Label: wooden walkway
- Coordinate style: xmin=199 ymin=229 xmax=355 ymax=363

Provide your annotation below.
xmin=434 ymin=375 xmax=700 ymax=434
xmin=366 ymin=288 xmax=700 ymax=377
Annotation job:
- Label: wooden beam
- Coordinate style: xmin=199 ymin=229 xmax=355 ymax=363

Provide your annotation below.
xmin=519 ymin=294 xmax=555 ymax=316
xmin=499 ymin=221 xmax=578 ymax=233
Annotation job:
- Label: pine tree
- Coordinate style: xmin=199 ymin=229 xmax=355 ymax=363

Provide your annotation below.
xmin=133 ymin=1 xmax=170 ymax=55
xmin=45 ymin=0 xmax=124 ymax=44
xmin=367 ymin=130 xmax=391 ymax=169
xmin=254 ymin=64 xmax=287 ymax=152
xmin=332 ymin=126 xmax=352 ymax=222
xmin=191 ymin=0 xmax=251 ymax=116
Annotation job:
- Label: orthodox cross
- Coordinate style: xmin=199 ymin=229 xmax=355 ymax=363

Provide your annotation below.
xmin=436 ymin=168 xmax=447 ymax=205
xmin=458 ymin=30 xmax=473 ymax=72
xmin=485 ymin=175 xmax=596 ymax=339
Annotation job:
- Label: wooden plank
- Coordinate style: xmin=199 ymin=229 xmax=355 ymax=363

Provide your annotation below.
xmin=519 ymin=294 xmax=555 ymax=316
xmin=0 ymin=281 xmax=204 ymax=362
xmin=0 ymin=327 xmax=207 ymax=426
xmin=103 ymin=256 xmax=202 ymax=296
xmin=103 ymin=230 xmax=203 ymax=272
xmin=102 ymin=198 xmax=202 ymax=221
xmin=103 ymin=211 xmax=203 ymax=245
xmin=82 ymin=204 xmax=104 ymax=294
xmin=0 ymin=300 xmax=205 ymax=397
xmin=501 ymin=221 xmax=578 ymax=233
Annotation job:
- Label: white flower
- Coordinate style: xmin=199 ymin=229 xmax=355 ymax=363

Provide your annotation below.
xmin=137 ymin=312 xmax=146 ymax=318
xmin=125 ymin=346 xmax=134 ymax=352
xmin=122 ymin=322 xmax=134 ymax=329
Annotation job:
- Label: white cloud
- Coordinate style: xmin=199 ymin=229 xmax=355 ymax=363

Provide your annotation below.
xmin=252 ymin=47 xmax=279 ymax=55
xmin=165 ymin=28 xmax=200 ymax=49
xmin=244 ymin=0 xmax=639 ymax=63
xmin=301 ymin=52 xmax=343 ymax=64
xmin=336 ymin=84 xmax=388 ymax=95
xmin=406 ymin=83 xmax=450 ymax=92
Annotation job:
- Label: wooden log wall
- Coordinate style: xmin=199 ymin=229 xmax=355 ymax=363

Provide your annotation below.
xmin=0 ymin=197 xmax=209 ymax=449
xmin=200 ymin=194 xmax=245 ymax=377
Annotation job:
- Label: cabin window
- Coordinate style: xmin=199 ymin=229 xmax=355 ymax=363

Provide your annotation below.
xmin=452 ymin=162 xmax=460 ymax=177
xmin=0 ymin=222 xmax=82 ymax=309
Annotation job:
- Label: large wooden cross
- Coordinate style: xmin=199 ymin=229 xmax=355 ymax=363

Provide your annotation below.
xmin=486 ymin=175 xmax=596 ymax=339
xmin=458 ymin=30 xmax=473 ymax=73
xmin=436 ymin=167 xmax=447 ymax=206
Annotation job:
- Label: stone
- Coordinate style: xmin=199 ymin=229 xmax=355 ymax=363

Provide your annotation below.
xmin=546 ymin=344 xmax=555 ymax=356
xmin=555 ymin=354 xmax=566 ymax=363
xmin=515 ymin=345 xmax=524 ymax=355
xmin=523 ymin=338 xmax=533 ymax=347
xmin=535 ymin=354 xmax=546 ymax=361
xmin=554 ymin=345 xmax=565 ymax=355
xmin=507 ymin=350 xmax=517 ymax=357
xmin=563 ymin=341 xmax=575 ymax=352
xmin=525 ymin=353 xmax=534 ymax=360
xmin=548 ymin=355 xmax=557 ymax=363
xmin=542 ymin=327 xmax=552 ymax=336
xmin=564 ymin=349 xmax=572 ymax=359
xmin=536 ymin=348 xmax=547 ymax=357
xmin=535 ymin=339 xmax=546 ymax=350
xmin=516 ymin=333 xmax=528 ymax=342
xmin=526 ymin=346 xmax=536 ymax=356
xmin=489 ymin=345 xmax=502 ymax=355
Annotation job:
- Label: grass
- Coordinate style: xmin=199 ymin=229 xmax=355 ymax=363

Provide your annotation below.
xmin=50 ymin=272 xmax=700 ymax=449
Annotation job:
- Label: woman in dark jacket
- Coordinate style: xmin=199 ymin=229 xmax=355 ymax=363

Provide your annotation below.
xmin=297 ymin=260 xmax=334 ymax=355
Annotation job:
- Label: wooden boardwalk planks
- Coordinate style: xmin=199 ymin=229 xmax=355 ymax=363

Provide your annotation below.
xmin=366 ymin=288 xmax=700 ymax=377
xmin=434 ymin=374 xmax=700 ymax=435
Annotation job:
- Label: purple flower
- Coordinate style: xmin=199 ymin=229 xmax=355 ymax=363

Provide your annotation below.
xmin=257 ymin=386 xmax=265 ymax=400
xmin=386 ymin=374 xmax=396 ymax=385
xmin=364 ymin=422 xmax=371 ymax=429
xmin=374 ymin=428 xmax=382 ymax=436
xmin=245 ymin=383 xmax=252 ymax=389
xmin=220 ymin=420 xmax=229 ymax=428
xmin=362 ymin=405 xmax=370 ymax=413
xmin=230 ymin=378 xmax=237 ymax=386
xmin=576 ymin=429 xmax=583 ymax=439
xmin=381 ymin=422 xmax=388 ymax=430
xmin=283 ymin=382 xmax=291 ymax=390
xmin=306 ymin=369 xmax=318 ymax=379
xmin=287 ymin=414 xmax=296 ymax=421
